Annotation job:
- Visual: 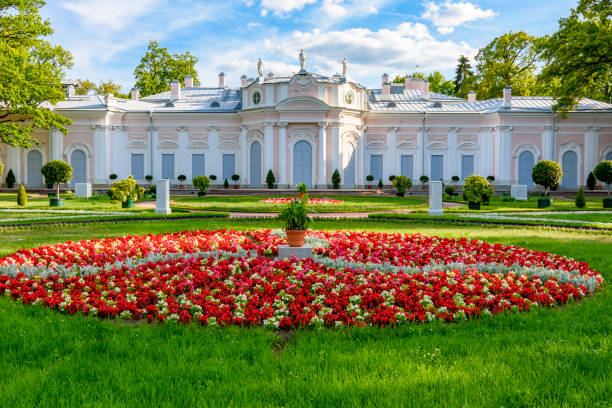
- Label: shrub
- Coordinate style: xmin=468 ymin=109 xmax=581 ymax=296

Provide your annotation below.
xmin=444 ymin=185 xmax=455 ymax=196
xmin=296 ymin=182 xmax=308 ymax=194
xmin=145 ymin=174 xmax=153 ymax=182
xmin=192 ymin=176 xmax=210 ymax=192
xmin=393 ymin=176 xmax=412 ymax=196
xmin=593 ymin=160 xmax=612 ymax=198
xmin=501 ymin=195 xmax=516 ymax=202
xmin=279 ymin=194 xmax=310 ymax=230
xmin=532 ymin=160 xmax=563 ymax=196
xmin=41 ymin=160 xmax=73 ymax=197
xmin=6 ymin=169 xmax=16 ymax=187
xmin=575 ymin=187 xmax=586 ymax=208
xmin=586 ymin=172 xmax=596 ymax=190
xmin=419 ymin=175 xmax=429 ymax=184
xmin=266 ymin=170 xmax=276 ymax=188
xmin=109 ymin=173 xmax=117 ymax=180
xmin=231 ymin=174 xmax=240 ymax=184
xmin=178 ymin=174 xmax=187 ymax=183
xmin=109 ymin=176 xmax=145 ymax=203
xmin=209 ymin=174 xmax=217 ymax=181
xmin=487 ymin=175 xmax=495 ymax=182
xmin=464 ymin=175 xmax=492 ymax=204
xmin=378 ymin=179 xmax=383 ymax=189
xmin=224 ymin=179 xmax=229 ymax=188
xmin=366 ymin=175 xmax=374 ymax=182
xmin=388 ymin=175 xmax=396 ymax=182
xmin=149 ymin=184 xmax=156 ymax=195
xmin=17 ymin=185 xmax=27 ymax=206
xmin=451 ymin=175 xmax=460 ymax=182
xmin=332 ymin=169 xmax=341 ymax=187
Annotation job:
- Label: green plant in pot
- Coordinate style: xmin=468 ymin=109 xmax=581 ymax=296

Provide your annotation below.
xmin=279 ymin=194 xmax=311 ymax=247
xmin=177 ymin=174 xmax=186 ymax=189
xmin=366 ymin=174 xmax=374 ymax=189
xmin=192 ymin=176 xmax=210 ymax=196
xmin=266 ymin=170 xmax=276 ymax=189
xmin=40 ymin=161 xmax=72 ymax=207
xmin=593 ymin=160 xmax=612 ymax=208
xmin=223 ymin=178 xmax=229 ymax=189
xmin=451 ymin=175 xmax=460 ymax=183
xmin=231 ymin=174 xmax=240 ymax=189
xmin=419 ymin=175 xmax=429 ymax=190
xmin=532 ymin=160 xmax=562 ymax=208
xmin=145 ymin=174 xmax=153 ymax=184
xmin=5 ymin=169 xmax=16 ymax=188
xmin=464 ymin=175 xmax=491 ymax=210
xmin=109 ymin=173 xmax=117 ymax=183
xmin=109 ymin=176 xmax=145 ymax=208
xmin=296 ymin=182 xmax=308 ymax=198
xmin=332 ymin=169 xmax=341 ymax=189
xmin=392 ymin=175 xmax=412 ymax=197
xmin=378 ymin=179 xmax=383 ymax=190
xmin=209 ymin=174 xmax=217 ymax=188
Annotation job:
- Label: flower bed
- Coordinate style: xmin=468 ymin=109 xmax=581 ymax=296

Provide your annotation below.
xmin=259 ymin=197 xmax=343 ymax=205
xmin=0 ymin=230 xmax=602 ymax=328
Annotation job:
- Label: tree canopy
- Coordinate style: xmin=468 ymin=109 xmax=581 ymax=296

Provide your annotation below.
xmin=0 ymin=0 xmax=73 ymax=148
xmin=133 ymin=41 xmax=199 ymax=97
xmin=76 ymin=78 xmax=126 ymax=97
xmin=454 ymin=55 xmax=476 ymax=98
xmin=392 ymin=71 xmax=455 ymax=96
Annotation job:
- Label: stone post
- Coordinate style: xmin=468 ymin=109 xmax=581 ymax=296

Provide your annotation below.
xmin=155 ymin=179 xmax=171 ymax=214
xmin=428 ymin=180 xmax=443 ymax=216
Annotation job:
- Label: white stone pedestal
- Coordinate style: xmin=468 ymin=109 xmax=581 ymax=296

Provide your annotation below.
xmin=75 ymin=183 xmax=92 ymax=198
xmin=511 ymin=185 xmax=528 ymax=201
xmin=277 ymin=245 xmax=312 ymax=259
xmin=155 ymin=179 xmax=171 ymax=214
xmin=428 ymin=180 xmax=444 ymax=216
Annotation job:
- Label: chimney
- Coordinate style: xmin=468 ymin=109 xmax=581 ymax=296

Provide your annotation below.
xmin=240 ymin=75 xmax=248 ymax=87
xmin=381 ymin=73 xmax=389 ymax=86
xmin=422 ymin=81 xmax=430 ymax=99
xmin=130 ymin=88 xmax=139 ymax=101
xmin=381 ymin=80 xmax=391 ymax=101
xmin=170 ymin=80 xmax=181 ymax=100
xmin=218 ymin=72 xmax=226 ymax=88
xmin=184 ymin=75 xmax=194 ymax=88
xmin=66 ymin=84 xmax=75 ymax=98
xmin=104 ymin=94 xmax=116 ymax=109
xmin=503 ymin=86 xmax=512 ymax=108
xmin=404 ymin=77 xmax=413 ymax=90
xmin=267 ymin=72 xmax=274 ymax=80
xmin=467 ymin=91 xmax=476 ymax=103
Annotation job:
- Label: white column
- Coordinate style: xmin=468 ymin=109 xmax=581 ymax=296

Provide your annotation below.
xmin=386 ymin=127 xmax=397 ymax=181
xmin=155 ymin=179 xmax=171 ymax=214
xmin=263 ymin=122 xmax=274 ymax=177
xmin=357 ymin=126 xmax=366 ymax=186
xmin=50 ymin=128 xmax=64 ymax=161
xmin=208 ymin=126 xmax=221 ymax=180
xmin=542 ymin=125 xmax=554 ymax=161
xmin=331 ymin=122 xmax=340 ymax=175
xmin=278 ymin=122 xmax=288 ymax=186
xmin=177 ymin=127 xmax=189 ymax=182
xmin=240 ymin=125 xmax=248 ymax=186
xmin=448 ymin=127 xmax=458 ymax=179
xmin=585 ymin=126 xmax=600 ymax=182
xmin=498 ymin=126 xmax=512 ymax=183
xmin=93 ymin=125 xmax=109 ymax=183
xmin=6 ymin=145 xmax=21 ymax=183
xmin=418 ymin=128 xmax=426 ymax=179
xmin=479 ymin=127 xmax=493 ymax=178
xmin=428 ymin=180 xmax=444 ymax=216
xmin=318 ymin=122 xmax=327 ymax=187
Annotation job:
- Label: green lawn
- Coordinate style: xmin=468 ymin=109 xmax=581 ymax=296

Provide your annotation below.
xmin=436 ymin=195 xmax=611 ymax=212
xmin=0 ymin=218 xmax=610 ymax=407
xmin=0 ymin=194 xmax=150 ymax=212
xmin=172 ymin=194 xmax=427 ymax=213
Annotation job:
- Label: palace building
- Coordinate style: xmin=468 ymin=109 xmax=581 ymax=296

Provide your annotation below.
xmin=2 ymin=52 xmax=612 ymax=190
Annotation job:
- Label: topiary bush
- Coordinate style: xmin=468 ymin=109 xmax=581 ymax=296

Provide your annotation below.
xmin=586 ymin=171 xmax=596 ymax=190
xmin=532 ymin=160 xmax=563 ymax=196
xmin=17 ymin=185 xmax=27 ymax=206
xmin=224 ymin=178 xmax=229 ymax=188
xmin=444 ymin=185 xmax=455 ymax=197
xmin=378 ymin=179 xmax=383 ymax=189
xmin=231 ymin=174 xmax=240 ymax=185
xmin=575 ymin=187 xmax=586 ymax=208
xmin=192 ymin=176 xmax=210 ymax=193
xmin=593 ymin=161 xmax=612 ymax=198
xmin=392 ymin=176 xmax=412 ymax=196
xmin=266 ymin=170 xmax=275 ymax=189
xmin=464 ymin=175 xmax=492 ymax=204
xmin=6 ymin=169 xmax=16 ymax=188
xmin=109 ymin=176 xmax=145 ymax=203
xmin=451 ymin=175 xmax=460 ymax=182
xmin=419 ymin=175 xmax=429 ymax=184
xmin=41 ymin=160 xmax=73 ymax=197
xmin=109 ymin=173 xmax=117 ymax=181
xmin=332 ymin=169 xmax=341 ymax=189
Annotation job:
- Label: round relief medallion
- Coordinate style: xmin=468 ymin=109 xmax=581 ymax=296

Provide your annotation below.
xmin=344 ymin=91 xmax=354 ymax=104
xmin=252 ymin=91 xmax=261 ymax=105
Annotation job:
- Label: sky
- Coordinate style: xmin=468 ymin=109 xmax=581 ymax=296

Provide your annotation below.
xmin=40 ymin=0 xmax=579 ymax=92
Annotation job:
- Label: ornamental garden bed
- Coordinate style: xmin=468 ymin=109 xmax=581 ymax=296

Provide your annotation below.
xmin=260 ymin=197 xmax=343 ymax=205
xmin=0 ymin=229 xmax=602 ymax=328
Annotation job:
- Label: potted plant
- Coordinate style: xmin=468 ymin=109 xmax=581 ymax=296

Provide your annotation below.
xmin=392 ymin=175 xmax=412 ymax=197
xmin=231 ymin=174 xmax=240 ymax=189
xmin=109 ymin=176 xmax=145 ymax=208
xmin=145 ymin=174 xmax=153 ymax=186
xmin=377 ymin=179 xmax=383 ymax=190
xmin=6 ymin=169 xmax=16 ymax=188
xmin=451 ymin=175 xmax=460 ymax=183
xmin=177 ymin=174 xmax=186 ymax=189
xmin=109 ymin=173 xmax=117 ymax=183
xmin=266 ymin=170 xmax=276 ymax=189
xmin=279 ymin=194 xmax=311 ymax=247
xmin=40 ymin=160 xmax=73 ymax=207
xmin=223 ymin=178 xmax=229 ymax=189
xmin=366 ymin=175 xmax=374 ymax=189
xmin=532 ymin=160 xmax=563 ymax=208
xmin=388 ymin=175 xmax=396 ymax=183
xmin=464 ymin=175 xmax=492 ymax=210
xmin=296 ymin=182 xmax=308 ymax=199
xmin=586 ymin=171 xmax=596 ymax=190
xmin=209 ymin=174 xmax=217 ymax=188
xmin=192 ymin=176 xmax=210 ymax=197
xmin=593 ymin=160 xmax=612 ymax=208
xmin=487 ymin=175 xmax=495 ymax=183
xmin=419 ymin=175 xmax=429 ymax=190
xmin=332 ymin=169 xmax=341 ymax=189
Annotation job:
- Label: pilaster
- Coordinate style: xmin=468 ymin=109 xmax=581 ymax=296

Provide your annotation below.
xmin=585 ymin=126 xmax=600 ymax=181
xmin=278 ymin=122 xmax=288 ymax=186
xmin=240 ymin=125 xmax=248 ymax=186
xmin=263 ymin=122 xmax=275 ymax=177
xmin=331 ymin=122 xmax=340 ymax=176
xmin=318 ymin=122 xmax=328 ymax=187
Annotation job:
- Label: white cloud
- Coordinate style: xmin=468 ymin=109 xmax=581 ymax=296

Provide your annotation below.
xmin=260 ymin=0 xmax=317 ymax=17
xmin=321 ymin=0 xmax=347 ymax=18
xmin=422 ymin=1 xmax=496 ymax=34
xmin=60 ymin=0 xmax=161 ymax=30
xmin=317 ymin=0 xmax=382 ymax=23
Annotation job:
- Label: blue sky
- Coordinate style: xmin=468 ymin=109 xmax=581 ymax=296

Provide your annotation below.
xmin=41 ymin=0 xmax=578 ymax=92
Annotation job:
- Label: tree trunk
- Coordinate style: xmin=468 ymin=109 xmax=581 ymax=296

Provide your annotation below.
xmin=56 ymin=183 xmax=60 ymax=198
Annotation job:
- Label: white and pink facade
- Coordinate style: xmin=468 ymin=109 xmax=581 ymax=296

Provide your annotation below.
xmin=2 ymin=67 xmax=612 ymax=190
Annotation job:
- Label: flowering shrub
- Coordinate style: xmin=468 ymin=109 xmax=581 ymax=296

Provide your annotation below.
xmin=260 ymin=197 xmax=343 ymax=204
xmin=0 ymin=230 xmax=602 ymax=328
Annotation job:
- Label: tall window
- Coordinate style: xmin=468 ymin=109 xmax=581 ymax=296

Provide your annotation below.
xmin=370 ymin=155 xmax=383 ymax=181
xmin=431 ymin=154 xmax=443 ymax=181
xmin=161 ymin=154 xmax=174 ymax=179
xmin=461 ymin=155 xmax=474 ymax=180
xmin=400 ymin=155 xmax=413 ymax=179
xmin=222 ymin=154 xmax=235 ymax=181
xmin=131 ymin=154 xmax=144 ymax=180
xmin=192 ymin=154 xmax=205 ymax=178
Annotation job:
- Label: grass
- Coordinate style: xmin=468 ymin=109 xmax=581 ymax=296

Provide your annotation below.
xmin=172 ymin=194 xmax=427 ymax=213
xmin=437 ymin=195 xmax=611 ymax=212
xmin=0 ymin=218 xmax=610 ymax=406
xmin=0 ymin=194 xmax=150 ymax=212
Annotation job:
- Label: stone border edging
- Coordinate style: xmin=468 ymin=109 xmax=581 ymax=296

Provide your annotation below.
xmin=0 ymin=214 xmax=228 ymax=229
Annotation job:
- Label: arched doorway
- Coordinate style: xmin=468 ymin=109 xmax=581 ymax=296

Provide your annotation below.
xmin=606 ymin=151 xmax=612 ymax=161
xmin=562 ymin=151 xmax=578 ymax=189
xmin=70 ymin=150 xmax=86 ymax=185
xmin=27 ymin=150 xmax=43 ymax=188
xmin=518 ymin=151 xmax=534 ymax=187
xmin=250 ymin=142 xmax=262 ymax=188
xmin=343 ymin=143 xmax=355 ymax=188
xmin=293 ymin=140 xmax=312 ymax=187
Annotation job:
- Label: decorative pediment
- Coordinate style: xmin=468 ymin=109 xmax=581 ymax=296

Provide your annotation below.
xmin=457 ymin=141 xmax=479 ymax=150
xmin=427 ymin=142 xmax=448 ymax=150
xmin=513 ymin=143 xmax=541 ymax=159
xmin=289 ymin=129 xmax=316 ymax=143
xmin=126 ymin=140 xmax=148 ymax=149
xmin=156 ymin=140 xmax=179 ymax=149
xmin=276 ymin=96 xmax=329 ymax=112
xmin=367 ymin=141 xmax=386 ymax=149
xmin=396 ymin=141 xmax=417 ymax=150
xmin=187 ymin=140 xmax=209 ymax=150
xmin=219 ymin=141 xmax=240 ymax=150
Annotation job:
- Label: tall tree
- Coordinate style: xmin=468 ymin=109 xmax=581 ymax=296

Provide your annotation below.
xmin=96 ymin=79 xmax=123 ymax=96
xmin=454 ymin=55 xmax=475 ymax=97
xmin=75 ymin=79 xmax=96 ymax=95
xmin=134 ymin=41 xmax=199 ymax=97
xmin=393 ymin=71 xmax=454 ymax=96
xmin=474 ymin=31 xmax=539 ymax=99
xmin=537 ymin=0 xmax=612 ymax=113
xmin=0 ymin=0 xmax=73 ymax=148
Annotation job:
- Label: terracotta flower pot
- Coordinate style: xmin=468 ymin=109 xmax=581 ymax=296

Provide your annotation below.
xmin=297 ymin=193 xmax=304 ymax=199
xmin=285 ymin=230 xmax=306 ymax=247
xmin=367 ymin=185 xmax=372 ymax=189
xmin=233 ymin=185 xmax=238 ymax=189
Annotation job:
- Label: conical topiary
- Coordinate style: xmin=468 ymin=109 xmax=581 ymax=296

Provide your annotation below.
xmin=17 ymin=185 xmax=27 ymax=206
xmin=587 ymin=172 xmax=596 ymax=190
xmin=575 ymin=187 xmax=586 ymax=208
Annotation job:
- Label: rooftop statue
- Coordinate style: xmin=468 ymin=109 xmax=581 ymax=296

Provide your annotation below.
xmin=299 ymin=49 xmax=306 ymax=71
xmin=257 ymin=58 xmax=263 ymax=78
xmin=342 ymin=58 xmax=348 ymax=78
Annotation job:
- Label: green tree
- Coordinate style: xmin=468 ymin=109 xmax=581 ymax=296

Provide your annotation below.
xmin=0 ymin=0 xmax=73 ymax=148
xmin=133 ymin=41 xmax=199 ymax=97
xmin=17 ymin=184 xmax=27 ymax=206
xmin=393 ymin=71 xmax=454 ymax=96
xmin=75 ymin=79 xmax=96 ymax=95
xmin=537 ymin=0 xmax=612 ymax=113
xmin=454 ymin=55 xmax=476 ymax=98
xmin=475 ymin=31 xmax=539 ymax=99
xmin=96 ymin=79 xmax=123 ymax=96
